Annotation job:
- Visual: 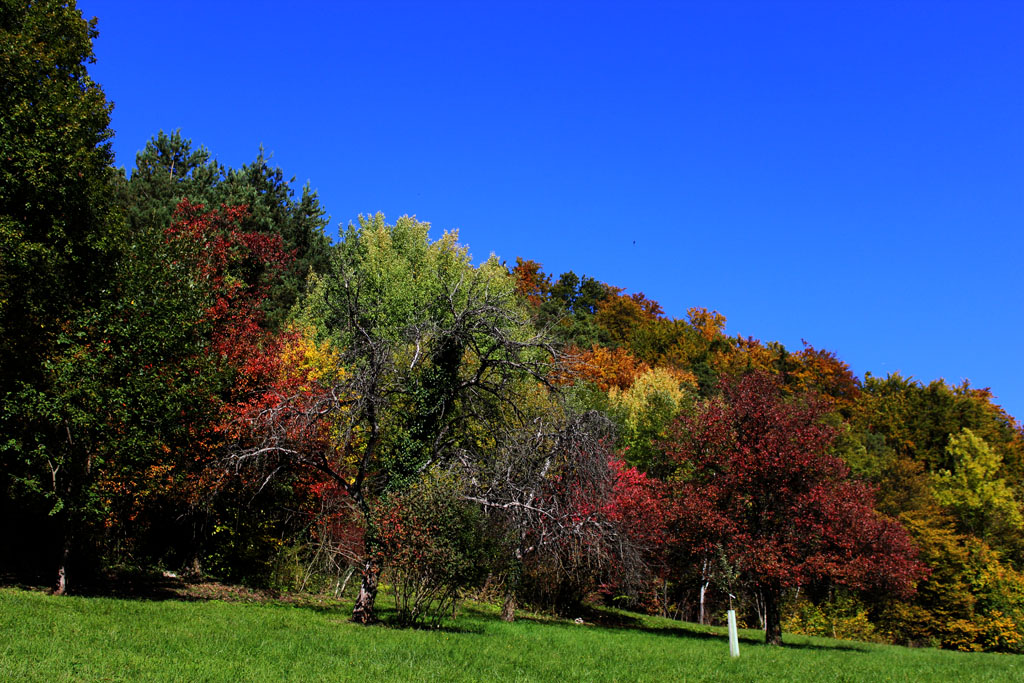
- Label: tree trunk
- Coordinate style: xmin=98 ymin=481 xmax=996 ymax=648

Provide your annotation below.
xmin=698 ymin=558 xmax=709 ymax=624
xmin=699 ymin=581 xmax=708 ymax=625
xmin=54 ymin=534 xmax=72 ymax=596
xmin=189 ymin=554 xmax=202 ymax=579
xmin=351 ymin=558 xmax=380 ymax=624
xmin=754 ymin=590 xmax=766 ymax=631
xmin=501 ymin=592 xmax=516 ymax=622
xmin=764 ymin=586 xmax=783 ymax=646
xmin=502 ymin=553 xmax=522 ymax=622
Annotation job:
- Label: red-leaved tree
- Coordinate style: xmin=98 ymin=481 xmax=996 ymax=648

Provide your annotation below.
xmin=663 ymin=372 xmax=926 ymax=645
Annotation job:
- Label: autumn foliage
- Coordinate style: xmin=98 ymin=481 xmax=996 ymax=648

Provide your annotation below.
xmin=662 ymin=373 xmax=926 ymax=644
xmin=5 ymin=4 xmax=1023 ymax=653
xmin=560 ymin=345 xmax=651 ymax=391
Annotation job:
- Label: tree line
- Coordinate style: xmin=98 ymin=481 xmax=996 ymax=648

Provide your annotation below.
xmin=2 ymin=2 xmax=1022 ymax=651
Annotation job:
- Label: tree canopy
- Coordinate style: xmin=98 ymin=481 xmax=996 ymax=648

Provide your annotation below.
xmin=662 ymin=372 xmax=924 ymax=645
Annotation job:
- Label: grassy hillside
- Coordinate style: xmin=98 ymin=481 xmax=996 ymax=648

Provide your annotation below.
xmin=0 ymin=588 xmax=1019 ymax=681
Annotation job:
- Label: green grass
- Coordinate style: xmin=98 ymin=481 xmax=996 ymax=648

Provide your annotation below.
xmin=0 ymin=588 xmax=1019 ymax=681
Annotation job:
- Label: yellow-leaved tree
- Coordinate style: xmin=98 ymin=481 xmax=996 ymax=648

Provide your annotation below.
xmin=609 ymin=366 xmax=695 ymax=476
xmin=933 ymin=428 xmax=1024 ymax=539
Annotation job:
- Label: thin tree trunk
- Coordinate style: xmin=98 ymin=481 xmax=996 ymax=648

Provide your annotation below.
xmin=352 ymin=558 xmax=380 ymax=624
xmin=336 ymin=566 xmax=356 ymax=597
xmin=764 ymin=586 xmax=783 ymax=646
xmin=698 ymin=558 xmax=710 ymax=625
xmin=54 ymin=534 xmax=72 ymax=596
xmin=699 ymin=581 xmax=708 ymax=625
xmin=754 ymin=590 xmax=766 ymax=631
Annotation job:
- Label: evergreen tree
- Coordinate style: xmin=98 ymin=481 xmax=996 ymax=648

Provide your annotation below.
xmin=122 ymin=131 xmax=331 ymax=329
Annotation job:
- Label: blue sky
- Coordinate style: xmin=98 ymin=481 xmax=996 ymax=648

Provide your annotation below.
xmin=79 ymin=1 xmax=1023 ymax=420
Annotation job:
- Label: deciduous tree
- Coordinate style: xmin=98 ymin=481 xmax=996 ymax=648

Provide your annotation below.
xmin=232 ymin=215 xmax=556 ymax=623
xmin=456 ymin=410 xmax=656 ymax=620
xmin=608 ymin=367 xmax=695 ymax=476
xmin=663 ymin=372 xmax=925 ymax=645
xmin=933 ymin=428 xmax=1023 ymax=539
xmin=1 ymin=0 xmax=119 ymax=590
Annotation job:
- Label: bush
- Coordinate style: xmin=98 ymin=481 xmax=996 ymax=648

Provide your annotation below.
xmin=783 ymin=591 xmax=882 ymax=643
xmin=978 ymin=610 xmax=1024 ymax=653
xmin=375 ymin=473 xmax=489 ymax=626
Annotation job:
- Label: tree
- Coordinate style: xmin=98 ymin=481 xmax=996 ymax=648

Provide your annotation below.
xmin=559 ymin=344 xmax=651 ymax=392
xmin=118 ymin=129 xmax=224 ymax=233
xmin=3 ymin=197 xmax=290 ymax=592
xmin=531 ymin=269 xmax=610 ymax=348
xmin=663 ymin=372 xmax=925 ymax=645
xmin=608 ymin=366 xmax=695 ymax=477
xmin=510 ymin=257 xmax=551 ymax=308
xmin=374 ymin=471 xmax=489 ymax=626
xmin=231 ymin=214 xmax=557 ymax=623
xmin=593 ymin=288 xmax=663 ymax=348
xmin=218 ymin=150 xmax=331 ymax=327
xmin=933 ymin=428 xmax=1023 ymax=539
xmin=850 ymin=373 xmax=1024 ymax=483
xmin=848 ymin=372 xmax=1024 ymax=567
xmin=452 ymin=407 xmax=657 ymax=620
xmin=0 ymin=0 xmax=119 ymax=590
xmin=628 ymin=312 xmax=729 ymax=394
xmin=122 ymin=130 xmax=331 ymax=329
xmin=789 ymin=343 xmax=861 ymax=411
xmin=0 ymin=0 xmax=116 ymax=372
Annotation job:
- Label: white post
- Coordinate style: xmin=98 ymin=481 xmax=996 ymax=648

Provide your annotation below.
xmin=727 ymin=609 xmax=740 ymax=658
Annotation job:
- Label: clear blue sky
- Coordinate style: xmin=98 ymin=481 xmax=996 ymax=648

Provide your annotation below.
xmin=79 ymin=1 xmax=1023 ymax=421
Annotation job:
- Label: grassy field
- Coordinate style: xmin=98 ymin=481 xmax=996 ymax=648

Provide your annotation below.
xmin=1 ymin=587 xmax=1020 ymax=682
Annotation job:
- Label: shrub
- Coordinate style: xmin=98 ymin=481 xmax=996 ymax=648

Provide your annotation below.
xmin=375 ymin=473 xmax=489 ymax=626
xmin=978 ymin=610 xmax=1024 ymax=653
xmin=783 ymin=591 xmax=882 ymax=643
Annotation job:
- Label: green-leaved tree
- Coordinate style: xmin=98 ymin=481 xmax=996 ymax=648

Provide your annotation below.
xmin=933 ymin=428 xmax=1024 ymax=540
xmin=0 ymin=0 xmax=120 ymax=591
xmin=233 ymin=214 xmax=555 ymax=623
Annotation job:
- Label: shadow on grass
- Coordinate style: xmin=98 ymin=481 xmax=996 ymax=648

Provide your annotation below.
xmin=2 ymin=568 xmax=351 ymax=609
xmin=1 ymin=568 xmax=193 ymax=602
xmin=1 ymin=570 xmax=484 ymax=634
xmin=0 ymin=572 xmax=869 ymax=651
xmin=299 ymin=601 xmax=486 ymax=634
xmin=492 ymin=601 xmax=869 ymax=653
